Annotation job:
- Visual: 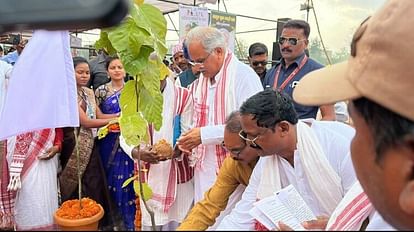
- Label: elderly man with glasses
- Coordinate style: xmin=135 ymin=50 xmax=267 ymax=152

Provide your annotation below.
xmin=176 ymin=26 xmax=263 ymax=227
xmin=177 ymin=111 xmax=259 ymax=230
xmin=217 ymin=89 xmax=356 ymax=230
xmin=263 ymin=19 xmax=335 ymax=121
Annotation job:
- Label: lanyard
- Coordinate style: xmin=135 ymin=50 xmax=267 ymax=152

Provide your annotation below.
xmin=272 ymin=55 xmax=308 ymax=91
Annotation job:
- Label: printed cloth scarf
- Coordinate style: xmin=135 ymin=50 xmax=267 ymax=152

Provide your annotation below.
xmin=189 ymin=50 xmax=237 ymax=171
xmin=147 ymin=79 xmax=193 ymax=213
xmin=326 ymin=181 xmax=374 ymax=230
xmin=255 ymin=121 xmax=343 ymax=230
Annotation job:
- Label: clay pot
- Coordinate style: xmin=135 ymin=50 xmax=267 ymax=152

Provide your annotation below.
xmin=54 ymin=204 xmax=104 ymax=231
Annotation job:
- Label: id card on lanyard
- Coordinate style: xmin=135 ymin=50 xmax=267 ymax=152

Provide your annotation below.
xmin=272 ymin=56 xmax=308 ymax=91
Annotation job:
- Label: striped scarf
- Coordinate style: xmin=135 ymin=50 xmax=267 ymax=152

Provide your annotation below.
xmin=0 ymin=140 xmax=15 ymax=229
xmin=255 ymin=121 xmax=343 ymax=230
xmin=189 ymin=50 xmax=236 ymax=171
xmin=0 ymin=129 xmax=54 ymax=228
xmin=146 ymin=79 xmax=194 ymax=213
xmin=326 ymin=181 xmax=374 ymax=230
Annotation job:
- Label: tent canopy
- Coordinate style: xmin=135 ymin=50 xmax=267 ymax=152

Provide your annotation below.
xmin=146 ymin=0 xmax=214 ymax=14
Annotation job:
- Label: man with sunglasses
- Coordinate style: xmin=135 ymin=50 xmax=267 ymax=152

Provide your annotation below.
xmin=248 ymin=42 xmax=268 ymax=86
xmin=217 ymin=89 xmax=356 ymax=230
xmin=178 ymin=111 xmax=259 ymax=230
xmin=263 ymin=19 xmax=335 ymax=121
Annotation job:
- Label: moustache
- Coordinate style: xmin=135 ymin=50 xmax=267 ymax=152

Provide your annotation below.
xmin=282 ymin=48 xmax=292 ymax=53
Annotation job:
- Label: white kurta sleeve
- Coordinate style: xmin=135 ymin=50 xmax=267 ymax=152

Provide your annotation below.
xmin=119 ymin=134 xmax=134 ymax=160
xmin=216 ymin=158 xmax=265 ymax=230
xmin=200 ymin=124 xmax=225 ymax=145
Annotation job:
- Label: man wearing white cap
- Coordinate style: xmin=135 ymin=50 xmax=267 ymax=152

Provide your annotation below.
xmin=293 ymin=0 xmax=414 ymax=230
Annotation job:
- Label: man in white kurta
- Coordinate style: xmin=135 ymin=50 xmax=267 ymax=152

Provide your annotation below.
xmin=177 ymin=27 xmax=263 ymax=203
xmin=120 ymin=77 xmax=194 ymax=230
xmin=217 ymin=89 xmax=357 ymax=230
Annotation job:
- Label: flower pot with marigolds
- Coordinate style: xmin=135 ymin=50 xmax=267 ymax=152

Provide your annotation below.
xmin=54 ymin=198 xmax=104 ymax=231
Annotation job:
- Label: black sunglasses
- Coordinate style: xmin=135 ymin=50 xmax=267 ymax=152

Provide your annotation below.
xmin=252 ymin=61 xmax=267 ymax=67
xmin=278 ymin=37 xmax=306 ymax=46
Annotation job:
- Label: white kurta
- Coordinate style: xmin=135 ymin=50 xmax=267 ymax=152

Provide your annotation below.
xmin=194 ymin=61 xmax=263 ymax=203
xmin=0 ymin=60 xmax=12 ymax=114
xmin=120 ymin=79 xmax=194 ymax=228
xmin=217 ymin=120 xmax=357 ymax=230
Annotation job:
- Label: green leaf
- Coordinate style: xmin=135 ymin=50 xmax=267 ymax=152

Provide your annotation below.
xmin=119 ymin=113 xmax=148 ymax=146
xmin=139 ymin=88 xmax=163 ymax=130
xmin=122 ymin=175 xmax=137 ymax=188
xmin=94 ymin=30 xmax=117 ymax=55
xmin=108 ymin=17 xmax=149 ymax=57
xmin=119 ymin=80 xmax=138 ymax=115
xmin=133 ymin=181 xmax=153 ymax=201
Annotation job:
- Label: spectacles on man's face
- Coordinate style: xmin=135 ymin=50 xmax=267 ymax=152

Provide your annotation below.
xmin=278 ymin=37 xmax=306 ymax=46
xmin=188 ymin=51 xmax=212 ymax=66
xmin=238 ymin=130 xmax=261 ymax=149
xmin=221 ymin=141 xmax=245 ymax=158
xmin=252 ymin=61 xmax=267 ymax=67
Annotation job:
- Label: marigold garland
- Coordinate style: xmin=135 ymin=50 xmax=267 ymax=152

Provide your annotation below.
xmin=55 ymin=198 xmax=100 ymax=220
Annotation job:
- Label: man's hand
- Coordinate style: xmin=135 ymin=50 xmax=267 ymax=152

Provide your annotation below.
xmin=301 ymin=216 xmax=329 ymax=230
xmin=38 ymin=145 xmax=59 ymax=160
xmin=132 ymin=145 xmax=167 ymax=164
xmin=277 ymin=221 xmax=293 ymax=231
xmin=176 ymin=128 xmax=201 ymax=153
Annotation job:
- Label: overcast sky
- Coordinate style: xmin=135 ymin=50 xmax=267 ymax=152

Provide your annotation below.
xmin=79 ymin=0 xmax=386 ymax=59
xmin=165 ymin=0 xmax=386 ymax=56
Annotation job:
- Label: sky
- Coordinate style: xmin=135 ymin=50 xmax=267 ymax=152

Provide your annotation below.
xmin=79 ymin=0 xmax=386 ymax=58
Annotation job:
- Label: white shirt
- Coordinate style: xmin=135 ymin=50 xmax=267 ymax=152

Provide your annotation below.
xmin=0 ymin=60 xmax=12 ymax=115
xmin=193 ymin=58 xmax=263 ymax=203
xmin=217 ymin=120 xmax=357 ymax=230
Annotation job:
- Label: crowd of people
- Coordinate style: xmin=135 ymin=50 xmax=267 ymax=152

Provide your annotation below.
xmin=0 ymin=0 xmax=413 ymax=230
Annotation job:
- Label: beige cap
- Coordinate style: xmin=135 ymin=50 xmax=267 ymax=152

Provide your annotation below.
xmin=293 ymin=0 xmax=414 ymax=121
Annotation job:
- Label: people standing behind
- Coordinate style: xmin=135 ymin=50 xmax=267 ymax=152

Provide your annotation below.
xmin=217 ymin=89 xmax=356 ymax=230
xmin=263 ymin=19 xmax=335 ymax=120
xmin=248 ymin=42 xmax=268 ymax=86
xmin=94 ymin=56 xmax=136 ymax=231
xmin=177 ymin=111 xmax=259 ymax=230
xmin=0 ymin=35 xmax=27 ymax=65
xmin=293 ymin=0 xmax=414 ymax=229
xmin=5 ymin=128 xmax=63 ymax=230
xmin=59 ymin=56 xmax=119 ymax=230
xmin=170 ymin=43 xmax=190 ymax=75
xmin=177 ymin=26 xmax=263 ymax=205
xmin=120 ymin=76 xmax=194 ymax=231
xmin=174 ymin=42 xmax=202 ymax=88
xmin=88 ymin=49 xmax=110 ymax=90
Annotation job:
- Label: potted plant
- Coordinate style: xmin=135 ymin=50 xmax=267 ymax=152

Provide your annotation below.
xmin=95 ymin=0 xmax=169 ymax=230
xmin=53 ymin=127 xmax=105 ymax=231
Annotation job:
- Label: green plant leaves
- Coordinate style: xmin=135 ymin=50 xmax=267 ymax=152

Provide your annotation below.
xmin=122 ymin=175 xmax=136 ymax=188
xmin=133 ymin=181 xmax=153 ymax=201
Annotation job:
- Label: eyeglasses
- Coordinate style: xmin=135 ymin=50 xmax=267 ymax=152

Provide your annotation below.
xmin=188 ymin=52 xmax=212 ymax=66
xmin=220 ymin=141 xmax=244 ymax=157
xmin=238 ymin=130 xmax=261 ymax=149
xmin=252 ymin=61 xmax=267 ymax=67
xmin=278 ymin=37 xmax=306 ymax=46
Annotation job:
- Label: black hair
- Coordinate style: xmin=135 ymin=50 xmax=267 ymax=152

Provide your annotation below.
xmin=225 ymin=111 xmax=242 ymax=133
xmin=352 ymin=97 xmax=414 ymax=162
xmin=283 ymin=19 xmax=310 ymax=39
xmin=105 ymin=55 xmax=120 ymax=70
xmin=72 ymin=56 xmax=89 ymax=69
xmin=240 ymin=89 xmax=298 ymax=131
xmin=248 ymin=42 xmax=268 ymax=57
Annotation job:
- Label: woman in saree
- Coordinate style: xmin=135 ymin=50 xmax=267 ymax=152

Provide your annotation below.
xmin=95 ymin=56 xmax=136 ymax=231
xmin=59 ymin=56 xmax=119 ymax=230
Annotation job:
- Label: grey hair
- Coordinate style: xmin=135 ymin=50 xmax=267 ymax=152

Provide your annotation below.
xmin=184 ymin=26 xmax=227 ymax=53
xmin=225 ymin=111 xmax=242 ymax=133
